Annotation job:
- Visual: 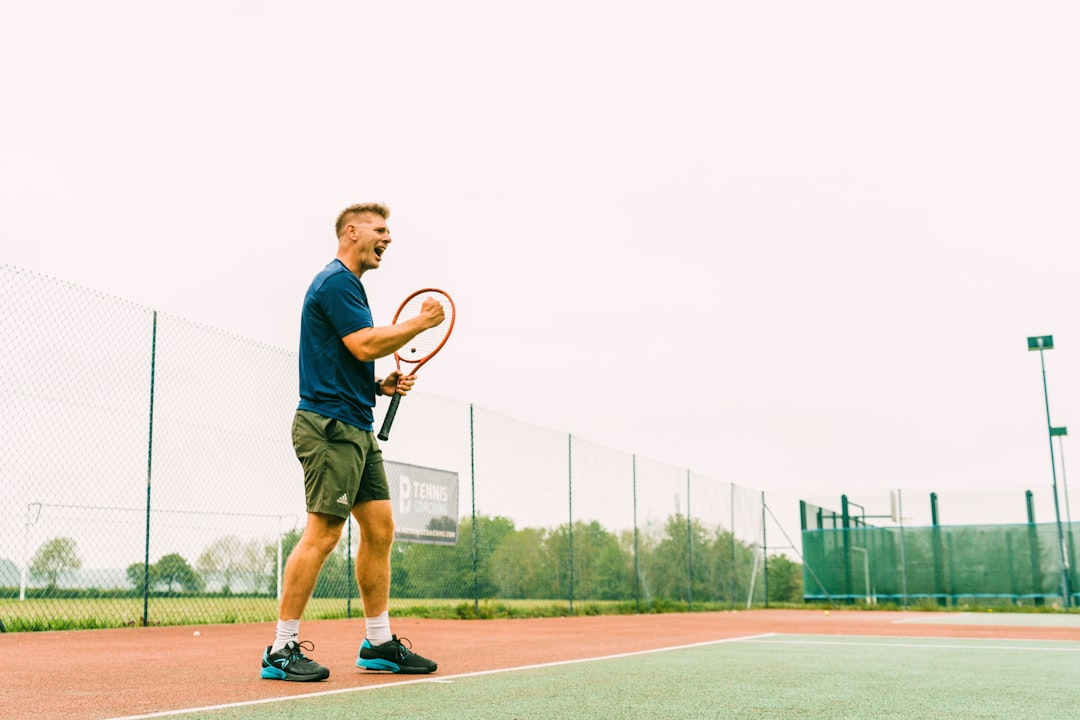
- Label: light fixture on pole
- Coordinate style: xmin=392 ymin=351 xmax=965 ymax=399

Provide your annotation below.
xmin=1028 ymin=335 xmax=1071 ymax=607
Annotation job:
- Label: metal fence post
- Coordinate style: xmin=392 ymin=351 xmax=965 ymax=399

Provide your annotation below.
xmin=141 ymin=310 xmax=158 ymax=627
xmin=632 ymin=454 xmax=639 ymax=613
xmin=686 ymin=469 xmax=692 ymax=609
xmin=470 ymin=404 xmax=479 ymax=615
xmin=762 ymin=491 xmax=768 ymax=608
xmin=568 ymin=433 xmax=574 ymax=613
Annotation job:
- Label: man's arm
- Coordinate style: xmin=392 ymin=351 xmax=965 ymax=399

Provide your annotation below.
xmin=341 ymin=319 xmax=427 ymax=362
xmin=340 ymin=297 xmax=445 ymax=362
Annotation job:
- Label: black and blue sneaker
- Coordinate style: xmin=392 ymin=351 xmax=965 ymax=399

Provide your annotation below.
xmin=260 ymin=640 xmax=330 ymax=681
xmin=356 ymin=635 xmax=437 ymax=674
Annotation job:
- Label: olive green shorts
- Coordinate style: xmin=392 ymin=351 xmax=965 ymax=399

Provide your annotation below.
xmin=291 ymin=409 xmax=389 ymax=518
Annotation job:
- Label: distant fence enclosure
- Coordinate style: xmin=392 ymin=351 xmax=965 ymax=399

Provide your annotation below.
xmin=801 ymin=499 xmax=1080 ymax=607
xmin=0 ymin=266 xmax=769 ymax=631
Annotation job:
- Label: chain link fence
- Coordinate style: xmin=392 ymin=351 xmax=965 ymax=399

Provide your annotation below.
xmin=0 ymin=265 xmax=773 ymax=631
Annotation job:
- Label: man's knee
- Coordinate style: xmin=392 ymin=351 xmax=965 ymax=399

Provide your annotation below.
xmin=301 ymin=513 xmax=347 ymax=555
xmin=354 ymin=503 xmax=395 ymax=551
xmin=362 ymin=519 xmax=395 ymax=551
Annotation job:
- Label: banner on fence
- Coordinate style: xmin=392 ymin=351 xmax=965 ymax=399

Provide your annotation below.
xmin=385 ymin=460 xmax=459 ymax=546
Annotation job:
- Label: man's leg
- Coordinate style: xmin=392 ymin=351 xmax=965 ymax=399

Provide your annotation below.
xmin=261 ymin=512 xmax=344 ymax=681
xmin=352 ymin=499 xmax=394 ymax=618
xmin=353 ymin=499 xmax=437 ymax=674
xmin=279 ymin=511 xmax=347 ymax=620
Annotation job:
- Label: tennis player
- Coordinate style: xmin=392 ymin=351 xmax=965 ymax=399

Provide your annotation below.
xmin=260 ymin=202 xmax=443 ymax=681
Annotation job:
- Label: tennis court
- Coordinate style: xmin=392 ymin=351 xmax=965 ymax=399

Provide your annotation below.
xmin=5 ymin=609 xmax=1079 ymax=720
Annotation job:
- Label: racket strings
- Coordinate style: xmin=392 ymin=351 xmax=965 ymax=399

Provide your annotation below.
xmin=397 ymin=295 xmax=453 ymax=363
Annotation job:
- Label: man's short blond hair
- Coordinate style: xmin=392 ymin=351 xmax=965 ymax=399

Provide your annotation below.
xmin=335 ymin=202 xmax=390 ymax=237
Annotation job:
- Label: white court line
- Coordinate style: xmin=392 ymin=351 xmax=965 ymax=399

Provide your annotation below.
xmin=747 ymin=636 xmax=1080 ymax=653
xmin=106 ymin=633 xmax=776 ymax=720
xmin=890 ymin=613 xmax=1080 ymax=627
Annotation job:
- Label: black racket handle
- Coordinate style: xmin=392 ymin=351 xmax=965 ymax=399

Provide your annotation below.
xmin=377 ymin=391 xmax=403 ymax=441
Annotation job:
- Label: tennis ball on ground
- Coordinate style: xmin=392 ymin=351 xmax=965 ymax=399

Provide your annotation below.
xmin=193 ymin=630 xmax=200 ymax=637
xmin=824 ymin=610 xmax=830 ymax=616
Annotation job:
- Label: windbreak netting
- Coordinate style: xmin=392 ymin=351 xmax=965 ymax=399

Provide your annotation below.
xmin=1 ymin=265 xmax=783 ymax=630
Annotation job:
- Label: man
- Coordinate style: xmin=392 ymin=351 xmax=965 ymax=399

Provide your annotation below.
xmin=260 ymin=202 xmax=445 ymax=681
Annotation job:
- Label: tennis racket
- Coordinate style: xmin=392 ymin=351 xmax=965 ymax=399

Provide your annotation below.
xmin=376 ymin=288 xmax=456 ymax=441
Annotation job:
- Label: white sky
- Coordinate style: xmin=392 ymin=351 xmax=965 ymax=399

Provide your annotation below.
xmin=4 ymin=1 xmax=1080 ymax=531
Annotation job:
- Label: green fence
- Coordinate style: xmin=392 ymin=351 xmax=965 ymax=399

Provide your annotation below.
xmin=802 ymin=520 xmax=1080 ymax=606
xmin=0 ymin=265 xmax=774 ymax=631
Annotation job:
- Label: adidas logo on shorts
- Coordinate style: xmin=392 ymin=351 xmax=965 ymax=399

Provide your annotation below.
xmin=336 ymin=493 xmax=349 ymax=506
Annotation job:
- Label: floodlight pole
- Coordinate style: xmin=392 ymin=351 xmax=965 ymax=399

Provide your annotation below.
xmin=1054 ymin=428 xmax=1074 ymax=536
xmin=1028 ymin=335 xmax=1071 ymax=607
xmin=1052 ymin=426 xmax=1075 ymax=603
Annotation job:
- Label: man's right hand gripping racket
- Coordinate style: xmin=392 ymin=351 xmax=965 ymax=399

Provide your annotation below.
xmin=377 ymin=288 xmax=456 ymax=441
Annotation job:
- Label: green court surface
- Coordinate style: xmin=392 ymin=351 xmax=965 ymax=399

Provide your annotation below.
xmin=114 ymin=633 xmax=1080 ymax=720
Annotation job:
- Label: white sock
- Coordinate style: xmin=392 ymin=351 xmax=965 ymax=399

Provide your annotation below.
xmin=365 ymin=611 xmax=392 ymax=646
xmin=271 ymin=619 xmax=300 ymax=654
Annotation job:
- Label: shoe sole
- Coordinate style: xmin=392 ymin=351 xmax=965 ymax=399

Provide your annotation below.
xmin=260 ymin=665 xmax=329 ymax=681
xmin=356 ymin=657 xmax=437 ymax=674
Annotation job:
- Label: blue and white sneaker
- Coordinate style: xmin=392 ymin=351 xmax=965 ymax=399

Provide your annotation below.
xmin=356 ymin=635 xmax=437 ymax=674
xmin=260 ymin=640 xmax=330 ymax=681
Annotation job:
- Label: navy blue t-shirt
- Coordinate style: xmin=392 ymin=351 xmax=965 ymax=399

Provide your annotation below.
xmin=296 ymin=259 xmax=377 ymax=430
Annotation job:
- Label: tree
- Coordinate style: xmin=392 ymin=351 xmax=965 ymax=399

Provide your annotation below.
xmin=0 ymin=557 xmax=20 ymax=586
xmin=544 ymin=521 xmax=632 ymax=601
xmin=490 ymin=527 xmax=550 ymax=598
xmin=639 ymin=513 xmax=708 ymax=603
xmin=198 ymin=536 xmax=271 ymax=594
xmin=395 ymin=515 xmax=517 ymax=599
xmin=765 ymin=553 xmax=804 ymax=603
xmin=572 ymin=520 xmax=633 ymax=600
xmin=126 ymin=561 xmax=161 ymax=595
xmin=30 ymin=537 xmax=82 ymax=590
xmin=240 ymin=537 xmax=274 ymax=595
xmin=198 ymin=536 xmax=243 ymax=594
xmin=699 ymin=527 xmax=759 ymax=606
xmin=155 ymin=553 xmax=203 ymax=594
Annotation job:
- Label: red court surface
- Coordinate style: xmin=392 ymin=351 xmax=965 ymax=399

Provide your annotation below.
xmin=5 ymin=609 xmax=1079 ymax=720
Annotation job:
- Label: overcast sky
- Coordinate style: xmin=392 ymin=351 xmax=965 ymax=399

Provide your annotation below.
xmin=4 ymin=1 xmax=1080 ymax=528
